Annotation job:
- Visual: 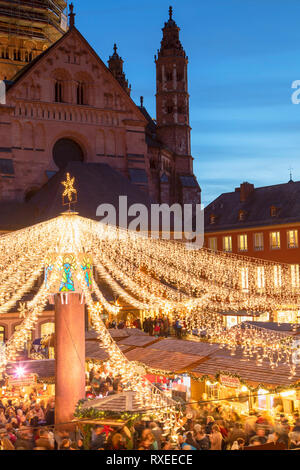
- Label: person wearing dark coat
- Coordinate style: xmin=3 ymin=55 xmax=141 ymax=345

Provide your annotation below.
xmin=90 ymin=426 xmax=106 ymax=450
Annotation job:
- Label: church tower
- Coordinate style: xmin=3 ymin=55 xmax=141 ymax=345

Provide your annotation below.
xmin=0 ymin=0 xmax=68 ymax=80
xmin=108 ymin=44 xmax=131 ymax=95
xmin=155 ymin=6 xmax=193 ymax=176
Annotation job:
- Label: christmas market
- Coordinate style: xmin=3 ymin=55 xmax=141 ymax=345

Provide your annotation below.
xmin=0 ymin=0 xmax=300 ymax=458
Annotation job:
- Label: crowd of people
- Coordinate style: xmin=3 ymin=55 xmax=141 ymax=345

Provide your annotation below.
xmin=107 ymin=315 xmax=188 ymax=339
xmin=1 ymin=387 xmax=300 ymax=450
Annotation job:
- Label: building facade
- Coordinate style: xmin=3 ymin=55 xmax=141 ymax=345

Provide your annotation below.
xmin=204 ymin=180 xmax=300 ymax=324
xmin=0 ymin=4 xmax=200 ymax=344
xmin=0 ymin=3 xmax=200 ymax=209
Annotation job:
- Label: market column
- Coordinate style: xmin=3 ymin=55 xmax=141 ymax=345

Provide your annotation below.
xmin=54 ymin=293 xmax=86 ymax=427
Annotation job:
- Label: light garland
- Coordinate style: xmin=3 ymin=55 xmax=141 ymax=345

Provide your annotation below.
xmin=1 ymin=213 xmax=300 ymax=387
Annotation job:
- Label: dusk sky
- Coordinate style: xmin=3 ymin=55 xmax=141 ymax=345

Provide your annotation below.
xmin=74 ymin=0 xmax=300 ymax=206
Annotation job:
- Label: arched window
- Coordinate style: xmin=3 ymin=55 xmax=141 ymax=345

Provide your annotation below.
xmin=55 ymin=80 xmax=63 ymax=103
xmin=0 ymin=325 xmax=5 ymax=343
xmin=166 ymin=71 xmax=173 ymax=81
xmin=76 ymin=82 xmax=85 ymax=105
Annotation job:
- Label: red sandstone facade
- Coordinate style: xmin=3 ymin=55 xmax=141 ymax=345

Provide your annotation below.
xmin=0 ymin=5 xmax=200 ymax=343
xmin=0 ymin=5 xmax=200 ymax=207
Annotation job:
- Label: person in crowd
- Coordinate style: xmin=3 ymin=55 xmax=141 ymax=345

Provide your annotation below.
xmin=209 ymin=424 xmax=223 ymax=450
xmin=289 ymin=430 xmax=300 ymax=449
xmin=251 ymin=427 xmax=268 ymax=445
xmin=90 ymin=425 xmax=106 ymax=450
xmin=60 ymin=438 xmax=71 ymax=450
xmin=35 ymin=428 xmax=54 ymax=450
xmin=194 ymin=425 xmax=211 ymax=450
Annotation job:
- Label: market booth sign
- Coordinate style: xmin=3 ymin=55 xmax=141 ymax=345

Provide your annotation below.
xmin=219 ymin=374 xmax=241 ymax=388
xmin=8 ymin=373 xmax=37 ymax=387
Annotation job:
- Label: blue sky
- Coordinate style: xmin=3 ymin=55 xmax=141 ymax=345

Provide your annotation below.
xmin=73 ymin=0 xmax=300 ymax=206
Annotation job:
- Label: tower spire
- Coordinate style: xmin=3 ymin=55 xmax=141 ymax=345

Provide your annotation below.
xmin=155 ymin=9 xmax=192 ymax=171
xmin=108 ymin=44 xmax=131 ymax=95
xmin=69 ymin=2 xmax=75 ymax=28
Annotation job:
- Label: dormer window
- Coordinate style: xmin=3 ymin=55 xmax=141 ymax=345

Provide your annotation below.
xmin=238 ymin=210 xmax=246 ymax=221
xmin=270 ymin=206 xmax=278 ymax=217
xmin=209 ymin=213 xmax=216 ymax=225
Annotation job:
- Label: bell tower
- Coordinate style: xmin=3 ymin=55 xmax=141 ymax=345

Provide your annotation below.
xmin=155 ymin=6 xmax=192 ymax=176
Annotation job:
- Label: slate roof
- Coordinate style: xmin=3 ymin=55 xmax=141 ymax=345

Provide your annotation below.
xmin=205 ymin=180 xmax=300 ymax=232
xmin=0 ymin=161 xmax=153 ymax=230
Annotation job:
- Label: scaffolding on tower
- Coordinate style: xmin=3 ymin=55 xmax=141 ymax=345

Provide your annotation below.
xmin=0 ymin=0 xmax=68 ymax=45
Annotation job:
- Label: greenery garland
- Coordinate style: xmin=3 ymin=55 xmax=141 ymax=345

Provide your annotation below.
xmin=74 ymin=399 xmax=151 ymax=426
xmin=85 ymin=359 xmax=300 ymax=398
xmin=131 ymin=361 xmax=300 ymax=395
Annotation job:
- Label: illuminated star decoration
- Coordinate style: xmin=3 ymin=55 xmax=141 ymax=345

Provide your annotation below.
xmin=18 ymin=302 xmax=27 ymax=319
xmin=61 ymin=172 xmax=77 ymax=210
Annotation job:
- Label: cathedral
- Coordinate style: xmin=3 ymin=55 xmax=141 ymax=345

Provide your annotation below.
xmin=0 ymin=1 xmax=200 ymax=230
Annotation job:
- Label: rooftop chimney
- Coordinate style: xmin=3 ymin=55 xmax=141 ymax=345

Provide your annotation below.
xmin=238 ymin=182 xmax=254 ymax=202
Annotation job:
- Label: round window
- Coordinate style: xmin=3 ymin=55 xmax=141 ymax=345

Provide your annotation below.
xmin=53 ymin=138 xmax=84 ymax=169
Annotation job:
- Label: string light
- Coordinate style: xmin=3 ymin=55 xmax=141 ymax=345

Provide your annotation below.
xmin=0 ymin=212 xmax=300 ymax=394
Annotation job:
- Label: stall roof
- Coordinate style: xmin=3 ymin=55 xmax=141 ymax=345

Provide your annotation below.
xmin=86 ymin=342 xmax=131 ymax=361
xmin=85 ymin=328 xmax=148 ymax=342
xmin=191 ymin=357 xmax=300 ymax=387
xmin=243 ymin=321 xmax=300 ymax=336
xmin=125 ymin=348 xmax=204 ymax=373
xmin=119 ymin=336 xmax=161 ymax=348
xmin=80 ymin=392 xmax=149 ymax=413
xmin=147 ymin=338 xmax=220 ymax=357
xmin=6 ymin=359 xmax=55 ymax=379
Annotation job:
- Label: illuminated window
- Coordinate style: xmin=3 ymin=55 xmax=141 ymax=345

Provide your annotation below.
xmin=270 ymin=232 xmax=280 ymax=250
xmin=254 ymin=233 xmax=264 ymax=251
xmin=41 ymin=322 xmax=55 ymax=337
xmin=238 ymin=234 xmax=248 ymax=252
xmin=257 ymin=267 xmax=265 ymax=290
xmin=206 ymin=381 xmax=219 ymax=400
xmin=209 ymin=214 xmax=216 ymax=225
xmin=274 ymin=265 xmax=282 ymax=288
xmin=226 ymin=316 xmax=238 ymax=328
xmin=241 ymin=267 xmax=249 ymax=291
xmin=238 ymin=210 xmax=246 ymax=221
xmin=208 ymin=237 xmax=217 ymax=251
xmin=291 ymin=265 xmax=300 ymax=289
xmin=287 ymin=230 xmax=298 ymax=249
xmin=223 ymin=236 xmax=232 ymax=252
xmin=0 ymin=326 xmax=5 ymax=343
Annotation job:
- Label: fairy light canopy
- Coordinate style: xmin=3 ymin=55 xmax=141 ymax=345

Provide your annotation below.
xmin=0 ymin=171 xmax=300 ymax=397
